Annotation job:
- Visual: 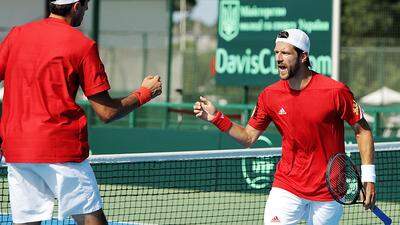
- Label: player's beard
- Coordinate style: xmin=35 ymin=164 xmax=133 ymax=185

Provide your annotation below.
xmin=279 ymin=58 xmax=301 ymax=80
xmin=71 ymin=12 xmax=84 ymax=27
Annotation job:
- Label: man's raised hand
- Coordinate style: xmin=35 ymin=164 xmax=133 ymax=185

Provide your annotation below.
xmin=193 ymin=96 xmax=217 ymax=122
xmin=141 ymin=75 xmax=162 ymax=98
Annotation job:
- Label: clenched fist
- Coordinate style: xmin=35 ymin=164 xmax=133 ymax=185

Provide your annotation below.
xmin=141 ymin=75 xmax=162 ymax=98
xmin=193 ymin=96 xmax=218 ymax=122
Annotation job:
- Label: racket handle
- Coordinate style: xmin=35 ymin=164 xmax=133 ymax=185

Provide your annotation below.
xmin=372 ymin=206 xmax=392 ymax=225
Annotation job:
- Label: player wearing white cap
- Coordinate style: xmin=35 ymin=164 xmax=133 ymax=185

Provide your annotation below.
xmin=193 ymin=29 xmax=376 ymax=225
xmin=0 ymin=0 xmax=162 ymax=224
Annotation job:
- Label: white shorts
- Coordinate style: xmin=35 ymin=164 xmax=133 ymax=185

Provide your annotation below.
xmin=7 ymin=160 xmax=103 ymax=223
xmin=264 ymin=187 xmax=343 ymax=225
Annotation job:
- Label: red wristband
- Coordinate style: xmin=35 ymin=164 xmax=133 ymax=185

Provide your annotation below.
xmin=211 ymin=111 xmax=233 ymax=132
xmin=133 ymin=87 xmax=152 ymax=106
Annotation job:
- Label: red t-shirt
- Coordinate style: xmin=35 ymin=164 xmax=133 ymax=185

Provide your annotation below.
xmin=0 ymin=18 xmax=110 ymax=163
xmin=248 ymin=72 xmax=363 ymax=201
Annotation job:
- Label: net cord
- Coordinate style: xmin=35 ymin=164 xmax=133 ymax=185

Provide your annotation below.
xmin=87 ymin=141 xmax=400 ymax=164
xmin=0 ymin=141 xmax=399 ymax=165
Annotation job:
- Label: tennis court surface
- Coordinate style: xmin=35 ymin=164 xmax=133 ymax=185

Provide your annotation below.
xmin=1 ymin=142 xmax=399 ymax=224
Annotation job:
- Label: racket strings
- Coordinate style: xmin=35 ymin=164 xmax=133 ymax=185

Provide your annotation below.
xmin=328 ymin=155 xmax=360 ymax=204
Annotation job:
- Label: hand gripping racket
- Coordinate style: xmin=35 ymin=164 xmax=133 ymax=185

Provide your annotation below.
xmin=326 ymin=153 xmax=392 ymax=225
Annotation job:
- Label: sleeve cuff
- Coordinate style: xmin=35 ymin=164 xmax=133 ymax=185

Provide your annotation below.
xmin=84 ymin=81 xmax=111 ymax=97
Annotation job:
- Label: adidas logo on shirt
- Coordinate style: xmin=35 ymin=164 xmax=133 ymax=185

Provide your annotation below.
xmin=278 ymin=107 xmax=286 ymax=115
xmin=271 ymin=215 xmax=281 ymax=223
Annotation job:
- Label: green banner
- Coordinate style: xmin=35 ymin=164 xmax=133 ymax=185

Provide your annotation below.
xmin=215 ymin=0 xmax=333 ymax=86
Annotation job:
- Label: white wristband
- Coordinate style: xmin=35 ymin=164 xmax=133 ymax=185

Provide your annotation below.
xmin=361 ymin=165 xmax=376 ymax=183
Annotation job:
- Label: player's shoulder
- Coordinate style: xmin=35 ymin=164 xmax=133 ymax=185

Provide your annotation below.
xmin=71 ymin=30 xmax=95 ymax=48
xmin=312 ymin=72 xmax=349 ymax=91
xmin=263 ymin=79 xmax=286 ymax=92
xmin=17 ymin=18 xmax=51 ymax=32
xmin=16 ymin=19 xmax=40 ymax=29
xmin=257 ymin=80 xmax=286 ymax=100
xmin=66 ymin=27 xmax=95 ymax=50
xmin=26 ymin=18 xmax=94 ymax=46
xmin=7 ymin=20 xmax=33 ymax=34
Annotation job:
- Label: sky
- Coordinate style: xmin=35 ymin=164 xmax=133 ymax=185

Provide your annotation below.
xmin=191 ymin=0 xmax=218 ymax=26
xmin=174 ymin=0 xmax=218 ymax=27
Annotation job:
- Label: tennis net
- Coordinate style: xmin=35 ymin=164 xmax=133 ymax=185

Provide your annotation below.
xmin=0 ymin=142 xmax=399 ymax=225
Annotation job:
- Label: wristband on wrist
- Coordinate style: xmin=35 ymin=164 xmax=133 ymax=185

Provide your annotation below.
xmin=211 ymin=111 xmax=233 ymax=132
xmin=133 ymin=87 xmax=152 ymax=106
xmin=361 ymin=164 xmax=376 ymax=183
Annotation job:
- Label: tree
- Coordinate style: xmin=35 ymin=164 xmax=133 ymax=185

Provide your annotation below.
xmin=341 ymin=0 xmax=400 ymax=46
xmin=172 ymin=0 xmax=197 ymax=11
xmin=340 ymin=0 xmax=400 ymax=98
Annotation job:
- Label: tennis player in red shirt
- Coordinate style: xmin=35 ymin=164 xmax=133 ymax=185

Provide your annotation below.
xmin=0 ymin=0 xmax=162 ymax=224
xmin=194 ymin=29 xmax=376 ymax=225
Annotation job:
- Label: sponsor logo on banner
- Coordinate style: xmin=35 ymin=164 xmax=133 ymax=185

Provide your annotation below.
xmin=219 ymin=0 xmax=241 ymax=42
xmin=242 ymin=136 xmax=275 ymax=189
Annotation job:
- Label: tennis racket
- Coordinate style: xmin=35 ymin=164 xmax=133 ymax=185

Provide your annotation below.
xmin=326 ymin=153 xmax=392 ymax=225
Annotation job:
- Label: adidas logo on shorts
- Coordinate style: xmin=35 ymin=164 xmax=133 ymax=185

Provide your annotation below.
xmin=271 ymin=215 xmax=281 ymax=223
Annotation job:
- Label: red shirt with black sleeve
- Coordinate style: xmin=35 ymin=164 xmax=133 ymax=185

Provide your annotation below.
xmin=0 ymin=18 xmax=110 ymax=163
xmin=248 ymin=72 xmax=363 ymax=201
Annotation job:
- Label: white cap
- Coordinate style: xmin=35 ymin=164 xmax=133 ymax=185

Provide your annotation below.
xmin=51 ymin=0 xmax=79 ymax=5
xmin=275 ymin=29 xmax=310 ymax=53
